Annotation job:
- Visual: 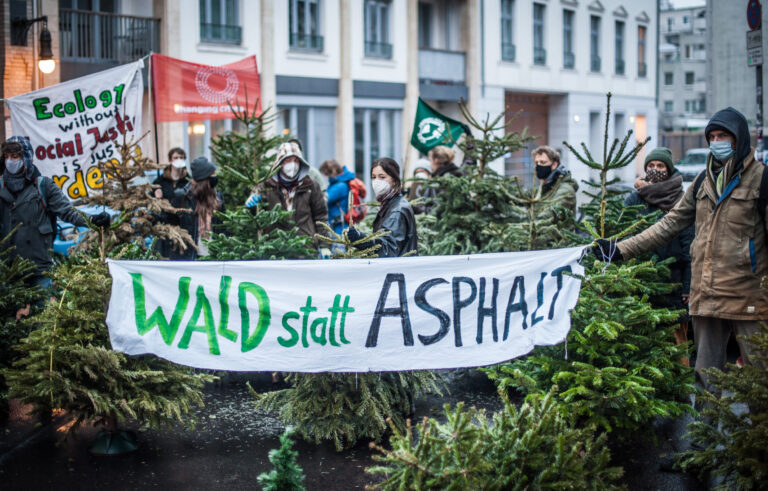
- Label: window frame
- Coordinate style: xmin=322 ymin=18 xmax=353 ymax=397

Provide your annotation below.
xmin=199 ymin=0 xmax=241 ymax=45
xmin=364 ymin=0 xmax=392 ymax=58
xmin=563 ymin=9 xmax=575 ymax=69
xmin=533 ymin=3 xmax=546 ymax=65
xmin=664 ymin=72 xmax=673 ymax=85
xmin=590 ymin=15 xmax=601 ymax=72
xmin=615 ymin=20 xmax=625 ymax=75
xmin=638 ymin=25 xmax=647 ymax=77
xmin=289 ymin=0 xmax=324 ymax=52
xmin=501 ymin=0 xmax=516 ymax=61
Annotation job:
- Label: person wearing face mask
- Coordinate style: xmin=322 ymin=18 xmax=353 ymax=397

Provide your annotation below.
xmin=153 ymin=147 xmax=195 ymax=259
xmin=347 ymin=158 xmax=418 ymax=258
xmin=624 ymin=147 xmax=694 ymax=366
xmin=180 ymin=156 xmax=225 ymax=259
xmin=0 ymin=136 xmax=110 ymax=293
xmin=245 ymin=141 xmax=329 ymax=257
xmin=594 ymin=107 xmax=768 ymax=400
xmin=532 ymin=145 xmax=578 ymax=218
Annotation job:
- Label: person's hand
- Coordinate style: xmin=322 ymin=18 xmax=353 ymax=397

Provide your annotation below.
xmin=319 ymin=248 xmax=332 ymax=259
xmin=346 ymin=227 xmax=362 ymax=243
xmin=91 ymin=212 xmax=111 ymax=228
xmin=154 ymin=188 xmax=162 ymax=198
xmin=245 ymin=193 xmax=262 ymax=208
xmin=634 ymin=177 xmax=649 ymax=189
xmin=591 ymin=238 xmax=623 ymax=262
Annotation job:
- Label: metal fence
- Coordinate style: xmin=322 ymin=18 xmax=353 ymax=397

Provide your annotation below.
xmin=59 ymin=9 xmax=160 ymax=64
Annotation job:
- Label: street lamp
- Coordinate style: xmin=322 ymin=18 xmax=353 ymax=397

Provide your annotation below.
xmin=38 ymin=27 xmax=55 ymax=74
xmin=11 ymin=15 xmax=56 ymax=74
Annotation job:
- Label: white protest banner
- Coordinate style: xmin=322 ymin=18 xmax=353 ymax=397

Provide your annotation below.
xmin=7 ymin=60 xmax=144 ymax=200
xmin=106 ymin=247 xmax=585 ymax=372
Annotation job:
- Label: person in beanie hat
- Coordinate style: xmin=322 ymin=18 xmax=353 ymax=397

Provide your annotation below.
xmin=178 ymin=156 xmax=224 ymax=258
xmin=624 ymin=146 xmax=693 ymax=366
xmin=245 ymin=141 xmax=329 ymax=257
xmin=153 ymin=147 xmax=194 ymax=259
xmin=595 ymin=107 xmax=768 ymax=401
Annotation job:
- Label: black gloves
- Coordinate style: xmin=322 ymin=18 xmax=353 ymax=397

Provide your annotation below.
xmin=346 ymin=227 xmax=362 ymax=243
xmin=90 ymin=212 xmax=112 ymax=228
xmin=591 ymin=238 xmax=623 ymax=262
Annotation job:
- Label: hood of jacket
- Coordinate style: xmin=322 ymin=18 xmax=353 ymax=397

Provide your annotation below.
xmin=705 ymin=107 xmax=751 ymax=167
xmin=270 ymin=141 xmax=310 ymax=184
xmin=330 ymin=167 xmax=355 ymax=185
xmin=2 ymin=136 xmax=39 ymax=181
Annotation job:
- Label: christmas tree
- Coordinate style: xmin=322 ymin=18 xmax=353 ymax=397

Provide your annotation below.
xmin=258 ymin=428 xmax=306 ymax=491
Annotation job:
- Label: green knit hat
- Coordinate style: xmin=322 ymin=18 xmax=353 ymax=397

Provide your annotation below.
xmin=644 ymin=147 xmax=674 ymax=173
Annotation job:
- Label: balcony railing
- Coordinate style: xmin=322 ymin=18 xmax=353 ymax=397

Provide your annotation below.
xmin=365 ymin=40 xmax=392 ymax=59
xmin=591 ymin=55 xmax=601 ymax=72
xmin=638 ymin=62 xmax=648 ymax=78
xmin=290 ymin=32 xmax=324 ymax=52
xmin=200 ymin=22 xmax=242 ymax=45
xmin=615 ymin=58 xmax=625 ymax=75
xmin=533 ymin=47 xmax=546 ymax=65
xmin=59 ymin=9 xmax=160 ymax=63
xmin=418 ymin=48 xmax=466 ymax=84
xmin=563 ymin=51 xmax=575 ymax=69
xmin=501 ymin=43 xmax=516 ymax=61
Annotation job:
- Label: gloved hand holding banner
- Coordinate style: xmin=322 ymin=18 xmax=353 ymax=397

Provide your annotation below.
xmin=106 ymin=247 xmax=584 ymax=372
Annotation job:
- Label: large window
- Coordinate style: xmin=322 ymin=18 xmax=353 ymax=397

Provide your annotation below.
xmin=289 ymin=0 xmax=323 ymax=51
xmin=685 ymin=71 xmax=694 ymax=85
xmin=664 ymin=72 xmax=673 ymax=85
xmin=418 ymin=2 xmax=432 ymax=48
xmin=590 ymin=15 xmax=601 ymax=72
xmin=277 ymin=106 xmax=336 ymax=167
xmin=199 ymin=0 xmax=241 ymax=45
xmin=615 ymin=21 xmax=625 ymax=75
xmin=533 ymin=3 xmax=546 ymax=65
xmin=664 ymin=100 xmax=674 ymax=112
xmin=563 ymin=9 xmax=574 ymax=69
xmin=365 ymin=0 xmax=391 ymax=58
xmin=354 ymin=108 xmax=401 ymax=193
xmin=501 ymin=0 xmax=515 ymax=61
xmin=638 ymin=25 xmax=647 ymax=77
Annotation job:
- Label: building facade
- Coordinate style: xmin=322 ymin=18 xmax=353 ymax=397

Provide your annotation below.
xmin=2 ymin=0 xmax=658 ymax=194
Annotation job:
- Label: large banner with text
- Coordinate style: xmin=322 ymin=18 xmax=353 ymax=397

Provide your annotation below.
xmin=106 ymin=247 xmax=584 ymax=372
xmin=7 ymin=60 xmax=144 ymax=200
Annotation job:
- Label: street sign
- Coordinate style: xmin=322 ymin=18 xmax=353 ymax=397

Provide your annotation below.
xmin=748 ymin=0 xmax=762 ymax=30
xmin=748 ymin=29 xmax=763 ymax=66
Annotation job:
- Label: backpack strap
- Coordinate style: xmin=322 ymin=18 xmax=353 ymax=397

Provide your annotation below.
xmin=35 ymin=176 xmax=49 ymax=210
xmin=691 ymin=170 xmax=706 ymax=200
xmin=759 ymin=163 xmax=768 ymax=224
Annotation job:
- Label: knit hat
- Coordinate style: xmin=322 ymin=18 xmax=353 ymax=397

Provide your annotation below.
xmin=644 ymin=147 xmax=674 ymax=173
xmin=190 ymin=156 xmax=216 ymax=181
xmin=413 ymin=158 xmax=431 ymax=175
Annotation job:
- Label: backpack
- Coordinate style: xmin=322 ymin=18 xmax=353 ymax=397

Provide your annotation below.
xmin=343 ymin=178 xmax=368 ymax=225
xmin=691 ymin=163 xmax=768 ymax=222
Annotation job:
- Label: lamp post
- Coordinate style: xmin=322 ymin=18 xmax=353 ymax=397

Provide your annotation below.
xmin=11 ymin=15 xmax=56 ymax=75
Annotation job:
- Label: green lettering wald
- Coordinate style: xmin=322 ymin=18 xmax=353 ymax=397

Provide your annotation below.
xmin=130 ymin=274 xmax=354 ymax=355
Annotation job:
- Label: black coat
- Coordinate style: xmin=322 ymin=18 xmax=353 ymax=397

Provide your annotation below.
xmin=371 ymin=194 xmax=418 ymax=257
xmin=153 ymin=174 xmax=196 ymax=259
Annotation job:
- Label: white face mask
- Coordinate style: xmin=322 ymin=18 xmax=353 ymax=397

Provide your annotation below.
xmin=5 ymin=158 xmax=24 ymax=174
xmin=372 ymin=178 xmax=391 ymax=198
xmin=282 ymin=161 xmax=300 ymax=179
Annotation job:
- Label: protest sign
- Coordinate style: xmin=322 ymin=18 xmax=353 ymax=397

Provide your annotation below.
xmin=6 ymin=60 xmax=144 ymax=200
xmin=151 ymin=53 xmax=261 ymax=122
xmin=106 ymin=247 xmax=584 ymax=372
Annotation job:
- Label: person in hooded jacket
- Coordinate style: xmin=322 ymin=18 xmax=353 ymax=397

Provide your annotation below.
xmin=533 ymin=145 xmax=578 ymax=218
xmin=347 ymin=158 xmax=417 ymax=258
xmin=624 ymin=147 xmax=694 ymax=365
xmin=596 ymin=107 xmax=768 ymax=395
xmin=319 ymin=159 xmax=355 ymax=235
xmin=181 ymin=156 xmax=225 ymax=259
xmin=153 ymin=147 xmax=196 ymax=259
xmin=245 ymin=141 xmax=330 ymax=257
xmin=0 ymin=136 xmax=110 ymax=296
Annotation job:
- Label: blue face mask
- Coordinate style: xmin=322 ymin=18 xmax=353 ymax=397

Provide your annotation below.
xmin=709 ymin=141 xmax=734 ymax=162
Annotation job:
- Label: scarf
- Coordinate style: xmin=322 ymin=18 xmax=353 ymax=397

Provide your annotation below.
xmin=376 ymin=185 xmax=400 ymax=207
xmin=3 ymin=168 xmax=27 ymax=194
xmin=636 ymin=172 xmax=684 ymax=212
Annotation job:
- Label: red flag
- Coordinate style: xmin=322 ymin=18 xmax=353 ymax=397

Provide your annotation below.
xmin=151 ymin=53 xmax=261 ymax=122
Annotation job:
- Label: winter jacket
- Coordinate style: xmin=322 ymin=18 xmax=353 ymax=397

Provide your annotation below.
xmin=153 ymin=172 xmax=196 ymax=259
xmin=0 ymin=136 xmax=86 ymax=275
xmin=618 ymin=107 xmax=768 ymax=320
xmin=624 ymin=174 xmax=694 ymax=313
xmin=537 ymin=167 xmax=578 ymax=218
xmin=357 ymin=194 xmax=418 ymax=258
xmin=327 ymin=167 xmax=355 ymax=234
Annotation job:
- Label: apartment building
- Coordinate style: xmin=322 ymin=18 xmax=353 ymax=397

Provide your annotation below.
xmin=2 ymin=0 xmax=658 ymax=191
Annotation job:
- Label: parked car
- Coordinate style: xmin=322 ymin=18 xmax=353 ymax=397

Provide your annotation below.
xmin=677 ymin=148 xmax=708 ymax=182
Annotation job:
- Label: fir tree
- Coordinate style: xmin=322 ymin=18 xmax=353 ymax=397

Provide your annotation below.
xmin=366 ymin=389 xmax=623 ymax=490
xmin=258 ymin=428 xmax=306 ymax=491
xmin=679 ymin=324 xmax=768 ymax=489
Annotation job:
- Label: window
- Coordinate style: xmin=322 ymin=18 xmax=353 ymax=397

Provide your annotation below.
xmin=685 ymin=71 xmax=694 ymax=85
xmin=199 ymin=0 xmax=241 ymax=45
xmin=615 ymin=21 xmax=625 ymax=75
xmin=418 ymin=2 xmax=432 ymax=48
xmin=667 ymin=17 xmax=674 ymax=30
xmin=278 ymin=106 xmax=336 ymax=167
xmin=664 ymin=100 xmax=674 ymax=112
xmin=685 ymin=100 xmax=691 ymax=112
xmin=563 ymin=9 xmax=575 ymax=68
xmin=664 ymin=72 xmax=673 ymax=85
xmin=289 ymin=0 xmax=323 ymax=51
xmin=590 ymin=16 xmax=601 ymax=72
xmin=533 ymin=3 xmax=546 ymax=65
xmin=682 ymin=15 xmax=689 ymax=24
xmin=638 ymin=25 xmax=647 ymax=77
xmin=365 ymin=0 xmax=391 ymax=58
xmin=354 ymin=108 xmax=401 ymax=193
xmin=698 ymin=98 xmax=706 ymax=113
xmin=685 ymin=44 xmax=691 ymax=59
xmin=501 ymin=0 xmax=516 ymax=61
xmin=186 ymin=118 xmax=246 ymax=161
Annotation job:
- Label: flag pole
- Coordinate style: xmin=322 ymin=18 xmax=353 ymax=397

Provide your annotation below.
xmin=148 ymin=52 xmax=160 ymax=169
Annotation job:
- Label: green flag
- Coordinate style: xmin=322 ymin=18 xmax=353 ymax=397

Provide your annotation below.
xmin=410 ymin=98 xmax=467 ymax=154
